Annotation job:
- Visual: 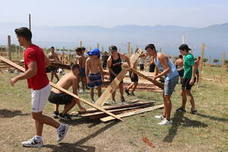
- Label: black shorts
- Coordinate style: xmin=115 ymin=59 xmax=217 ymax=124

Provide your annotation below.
xmin=110 ymin=73 xmax=123 ymax=83
xmin=129 ymin=71 xmax=138 ymax=82
xmin=182 ymin=78 xmax=196 ymax=90
xmin=48 ymin=91 xmax=73 ymax=105
xmin=139 ymin=64 xmax=144 ymax=70
xmin=46 ymin=66 xmax=58 ymax=73
xmin=149 ymin=64 xmax=155 ymax=72
xmin=177 ymin=69 xmax=184 ymax=78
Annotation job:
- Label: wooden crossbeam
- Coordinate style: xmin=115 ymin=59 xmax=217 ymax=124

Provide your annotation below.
xmin=95 ymin=49 xmax=143 ymax=106
xmin=0 ymin=56 xmax=123 ymax=121
xmin=130 ymin=68 xmax=164 ymax=89
xmin=100 ymin=104 xmax=164 ymax=122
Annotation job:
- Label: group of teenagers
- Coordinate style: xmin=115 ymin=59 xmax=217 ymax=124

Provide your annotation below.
xmin=9 ymin=27 xmax=199 ymax=148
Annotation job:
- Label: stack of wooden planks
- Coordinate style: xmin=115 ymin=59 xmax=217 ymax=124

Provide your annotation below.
xmin=72 ymin=100 xmax=164 ymax=122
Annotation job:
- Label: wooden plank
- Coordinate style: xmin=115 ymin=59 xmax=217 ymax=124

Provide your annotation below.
xmin=95 ymin=49 xmax=143 ymax=106
xmin=81 ymin=103 xmax=153 ymax=117
xmin=100 ymin=104 xmax=164 ymax=122
xmin=0 ymin=55 xmax=123 ymax=121
xmin=82 ymin=100 xmax=154 ymax=113
xmin=130 ymin=68 xmax=164 ymax=89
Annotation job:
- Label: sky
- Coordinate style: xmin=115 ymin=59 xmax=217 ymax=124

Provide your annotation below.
xmin=1 ymin=0 xmax=228 ymax=28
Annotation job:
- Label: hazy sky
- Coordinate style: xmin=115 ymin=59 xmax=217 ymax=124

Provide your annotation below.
xmin=1 ymin=0 xmax=228 ymax=27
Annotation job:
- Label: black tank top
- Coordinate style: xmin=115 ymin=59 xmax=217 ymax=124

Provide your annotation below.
xmin=111 ymin=53 xmax=122 ymax=74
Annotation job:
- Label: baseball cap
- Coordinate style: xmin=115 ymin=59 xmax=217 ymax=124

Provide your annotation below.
xmin=87 ymin=48 xmax=100 ymax=56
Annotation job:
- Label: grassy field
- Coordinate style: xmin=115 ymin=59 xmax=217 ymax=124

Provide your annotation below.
xmin=0 ymin=66 xmax=227 ymax=152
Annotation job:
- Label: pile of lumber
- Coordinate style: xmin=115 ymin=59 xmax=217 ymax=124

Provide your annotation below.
xmin=73 ymin=100 xmax=164 ymax=122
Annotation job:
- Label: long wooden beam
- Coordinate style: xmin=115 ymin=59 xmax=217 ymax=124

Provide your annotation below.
xmin=130 ymin=68 xmax=164 ymax=89
xmin=101 ymin=104 xmax=164 ymax=122
xmin=0 ymin=56 xmax=123 ymax=121
xmin=95 ymin=49 xmax=143 ymax=106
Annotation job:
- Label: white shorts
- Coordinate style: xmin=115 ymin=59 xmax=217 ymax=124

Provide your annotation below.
xmin=31 ymin=84 xmax=51 ymax=113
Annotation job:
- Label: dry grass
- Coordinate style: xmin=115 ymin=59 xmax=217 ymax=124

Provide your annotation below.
xmin=0 ymin=66 xmax=227 ymax=152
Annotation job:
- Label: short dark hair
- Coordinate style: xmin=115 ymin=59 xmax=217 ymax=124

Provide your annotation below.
xmin=51 ymin=46 xmax=55 ymax=49
xmin=75 ymin=47 xmax=82 ymax=52
xmin=109 ymin=45 xmax=118 ymax=52
xmin=179 ymin=55 xmax=183 ymax=59
xmin=145 ymin=44 xmax=156 ymax=51
xmin=71 ymin=64 xmax=80 ymax=70
xmin=81 ymin=47 xmax=86 ymax=51
xmin=179 ymin=44 xmax=191 ymax=52
xmin=15 ymin=27 xmax=32 ymax=41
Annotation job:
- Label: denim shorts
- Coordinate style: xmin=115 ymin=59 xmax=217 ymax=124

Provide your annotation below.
xmin=164 ymin=76 xmax=179 ymax=96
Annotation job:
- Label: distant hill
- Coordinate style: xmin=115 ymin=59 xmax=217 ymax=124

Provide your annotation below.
xmin=0 ymin=22 xmax=227 ymax=59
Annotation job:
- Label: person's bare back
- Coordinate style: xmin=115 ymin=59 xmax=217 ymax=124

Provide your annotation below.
xmin=52 ymin=72 xmax=78 ymax=93
xmin=86 ymin=57 xmax=102 ymax=74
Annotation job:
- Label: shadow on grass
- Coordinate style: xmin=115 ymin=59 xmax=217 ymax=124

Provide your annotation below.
xmin=59 ymin=117 xmax=102 ymax=128
xmin=44 ymin=121 xmax=118 ymax=152
xmin=0 ymin=109 xmax=29 ymax=118
xmin=196 ymin=113 xmax=228 ymax=122
xmin=163 ymin=112 xmax=208 ymax=143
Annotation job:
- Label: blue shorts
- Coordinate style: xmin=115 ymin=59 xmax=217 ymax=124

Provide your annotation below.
xmin=164 ymin=76 xmax=179 ymax=96
xmin=88 ymin=73 xmax=102 ymax=88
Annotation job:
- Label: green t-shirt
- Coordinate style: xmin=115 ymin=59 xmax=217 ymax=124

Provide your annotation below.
xmin=183 ymin=53 xmax=195 ymax=79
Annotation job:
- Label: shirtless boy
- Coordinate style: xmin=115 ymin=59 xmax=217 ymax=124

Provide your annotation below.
xmin=48 ymin=64 xmax=86 ymax=120
xmin=75 ymin=47 xmax=87 ymax=92
xmin=48 ymin=46 xmax=61 ymax=82
xmin=85 ymin=48 xmax=103 ymax=102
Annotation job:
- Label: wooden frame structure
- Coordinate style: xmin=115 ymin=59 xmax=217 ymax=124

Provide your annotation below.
xmin=95 ymin=49 xmax=164 ymax=106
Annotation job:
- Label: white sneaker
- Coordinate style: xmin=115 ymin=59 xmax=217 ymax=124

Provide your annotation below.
xmin=154 ymin=115 xmax=164 ymax=120
xmin=158 ymin=118 xmax=172 ymax=125
xmin=57 ymin=124 xmax=69 ymax=142
xmin=21 ymin=136 xmax=43 ymax=148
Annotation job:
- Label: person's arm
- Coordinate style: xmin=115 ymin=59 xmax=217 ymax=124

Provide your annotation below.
xmin=72 ymin=78 xmax=85 ymax=111
xmin=10 ymin=61 xmax=37 ymax=86
xmin=44 ymin=55 xmax=50 ymax=67
xmin=154 ymin=55 xmax=170 ymax=80
xmin=98 ymin=59 xmax=104 ymax=82
xmin=85 ymin=59 xmax=90 ymax=83
xmin=107 ymin=57 xmax=116 ymax=76
xmin=120 ymin=53 xmax=130 ymax=67
xmin=190 ymin=64 xmax=196 ymax=85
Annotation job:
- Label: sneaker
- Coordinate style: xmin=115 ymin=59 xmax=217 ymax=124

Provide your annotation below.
xmin=58 ymin=113 xmax=72 ymax=121
xmin=190 ymin=109 xmax=197 ymax=114
xmin=125 ymin=89 xmax=130 ymax=96
xmin=21 ymin=136 xmax=43 ymax=148
xmin=57 ymin=124 xmax=69 ymax=142
xmin=121 ymin=96 xmax=126 ymax=103
xmin=131 ymin=92 xmax=135 ymax=96
xmin=176 ymin=107 xmax=186 ymax=112
xmin=154 ymin=115 xmax=165 ymax=120
xmin=158 ymin=119 xmax=172 ymax=125
xmin=52 ymin=111 xmax=59 ymax=119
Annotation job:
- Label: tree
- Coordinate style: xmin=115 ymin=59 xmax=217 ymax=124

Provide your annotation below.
xmin=203 ymin=58 xmax=208 ymax=63
xmin=213 ymin=59 xmax=219 ymax=64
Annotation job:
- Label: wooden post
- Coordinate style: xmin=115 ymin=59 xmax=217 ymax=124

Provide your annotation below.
xmin=97 ymin=43 xmax=100 ymax=49
xmin=221 ymin=52 xmax=225 ymax=67
xmin=29 ymin=13 xmax=32 ymax=31
xmin=7 ymin=35 xmax=11 ymax=60
xmin=79 ymin=41 xmax=82 ymax=47
xmin=200 ymin=43 xmax=205 ymax=73
xmin=128 ymin=42 xmax=131 ymax=56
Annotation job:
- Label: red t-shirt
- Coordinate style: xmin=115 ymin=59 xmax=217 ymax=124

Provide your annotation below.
xmin=24 ymin=44 xmax=49 ymax=90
